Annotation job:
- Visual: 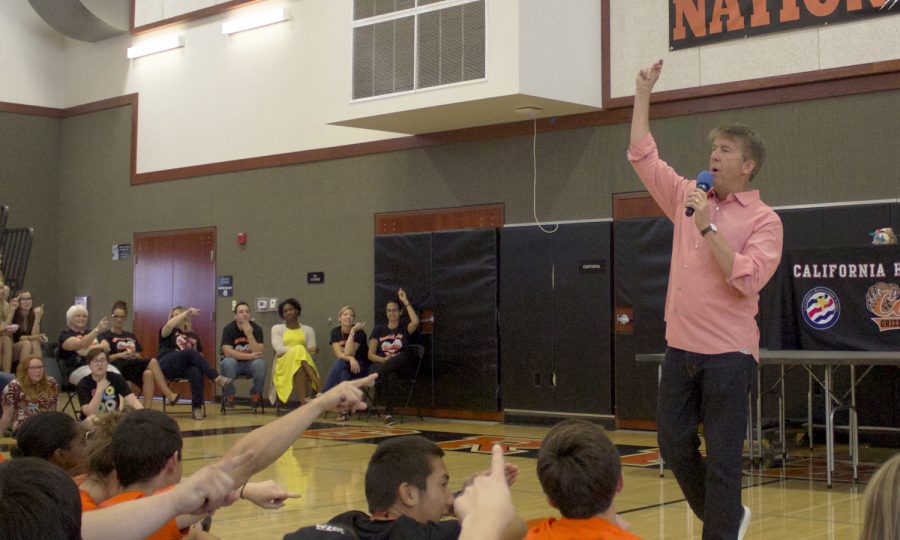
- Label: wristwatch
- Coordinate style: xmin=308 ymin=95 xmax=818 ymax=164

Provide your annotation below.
xmin=701 ymin=223 xmax=718 ymax=237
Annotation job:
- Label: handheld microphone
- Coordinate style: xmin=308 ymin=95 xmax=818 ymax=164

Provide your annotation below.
xmin=685 ymin=170 xmax=713 ymax=217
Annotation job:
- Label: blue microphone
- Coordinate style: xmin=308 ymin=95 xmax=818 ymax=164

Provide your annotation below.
xmin=685 ymin=170 xmax=713 ymax=217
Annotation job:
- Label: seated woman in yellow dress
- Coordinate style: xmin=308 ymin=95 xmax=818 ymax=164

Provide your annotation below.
xmin=271 ymin=298 xmax=319 ymax=405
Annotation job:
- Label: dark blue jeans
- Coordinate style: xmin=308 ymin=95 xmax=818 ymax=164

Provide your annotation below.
xmin=657 ymin=347 xmax=756 ymax=540
xmin=159 ymin=349 xmax=219 ymax=408
xmin=321 ymin=359 xmax=370 ymax=393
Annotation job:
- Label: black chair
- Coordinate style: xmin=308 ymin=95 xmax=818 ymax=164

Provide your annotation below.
xmin=162 ymin=379 xmax=207 ymax=417
xmin=367 ymin=344 xmax=424 ymax=423
xmin=220 ymin=373 xmax=266 ymax=415
xmin=51 ymin=347 xmax=80 ymax=419
xmin=396 ymin=344 xmax=425 ymax=422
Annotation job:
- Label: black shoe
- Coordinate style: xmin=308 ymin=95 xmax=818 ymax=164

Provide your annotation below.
xmin=384 ymin=415 xmax=395 ymax=427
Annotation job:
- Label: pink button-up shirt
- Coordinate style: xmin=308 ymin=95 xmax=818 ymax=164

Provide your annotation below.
xmin=627 ymin=133 xmax=783 ymax=361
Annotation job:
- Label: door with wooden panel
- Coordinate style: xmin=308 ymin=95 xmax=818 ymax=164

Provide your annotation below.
xmin=133 ymin=228 xmax=217 ymax=401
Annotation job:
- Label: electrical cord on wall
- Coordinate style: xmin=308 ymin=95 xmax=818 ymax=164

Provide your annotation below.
xmin=530 ymin=111 xmax=558 ymax=234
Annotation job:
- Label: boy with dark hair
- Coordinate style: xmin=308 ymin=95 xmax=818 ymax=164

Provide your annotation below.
xmin=526 ymin=419 xmax=641 ymax=540
xmin=321 ymin=435 xmax=526 ymax=540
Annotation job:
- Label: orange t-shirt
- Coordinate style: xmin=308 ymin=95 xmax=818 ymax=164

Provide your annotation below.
xmin=525 ymin=516 xmax=643 ymax=540
xmin=71 ymin=474 xmax=100 ymax=511
xmin=80 ymin=489 xmax=100 ymax=511
xmin=97 ymin=487 xmax=187 ymax=540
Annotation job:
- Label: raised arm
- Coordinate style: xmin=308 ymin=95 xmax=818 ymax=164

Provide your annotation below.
xmin=630 ymin=59 xmax=662 ymax=147
xmin=161 ymin=309 xmax=196 ymax=338
xmin=398 ymin=289 xmax=419 ymax=334
xmin=62 ymin=318 xmax=109 ymax=352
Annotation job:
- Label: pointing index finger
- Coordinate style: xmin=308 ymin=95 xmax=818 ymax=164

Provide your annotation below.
xmin=490 ymin=444 xmax=505 ymax=479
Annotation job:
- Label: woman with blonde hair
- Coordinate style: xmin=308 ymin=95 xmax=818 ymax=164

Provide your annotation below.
xmin=271 ymin=298 xmax=319 ymax=406
xmin=321 ymin=305 xmax=367 ymax=420
xmin=0 ymin=355 xmax=59 ymax=434
xmin=859 ymin=452 xmax=900 ymax=540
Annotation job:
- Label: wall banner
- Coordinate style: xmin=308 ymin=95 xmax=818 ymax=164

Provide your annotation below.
xmin=670 ymin=0 xmax=899 ymax=51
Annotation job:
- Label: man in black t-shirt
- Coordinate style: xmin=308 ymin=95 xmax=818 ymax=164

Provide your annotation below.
xmin=291 ymin=436 xmax=526 ymax=540
xmin=220 ymin=302 xmax=266 ymax=406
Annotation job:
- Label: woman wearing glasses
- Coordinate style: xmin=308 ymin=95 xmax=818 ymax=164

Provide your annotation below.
xmin=99 ymin=301 xmax=179 ymax=408
xmin=0 ymin=355 xmax=58 ymax=435
xmin=76 ymin=349 xmax=143 ymax=419
xmin=368 ymin=288 xmax=419 ymax=427
xmin=10 ymin=291 xmax=47 ymax=370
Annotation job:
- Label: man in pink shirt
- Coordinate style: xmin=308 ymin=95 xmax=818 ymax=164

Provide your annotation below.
xmin=627 ymin=60 xmax=783 ymax=540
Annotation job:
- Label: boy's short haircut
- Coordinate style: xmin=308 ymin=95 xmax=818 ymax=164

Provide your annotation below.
xmin=111 ymin=409 xmax=182 ymax=488
xmin=364 ymin=435 xmax=444 ymax=513
xmin=537 ymin=419 xmax=621 ymax=519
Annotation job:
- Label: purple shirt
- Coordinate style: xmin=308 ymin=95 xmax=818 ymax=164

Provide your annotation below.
xmin=628 ymin=133 xmax=783 ymax=360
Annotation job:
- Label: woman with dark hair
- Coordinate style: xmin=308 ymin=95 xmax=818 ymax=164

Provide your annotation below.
xmin=13 ymin=410 xmax=88 ymax=475
xmin=271 ymin=298 xmax=319 ymax=405
xmin=0 ymin=355 xmax=58 ymax=435
xmin=156 ymin=306 xmax=230 ymax=420
xmin=368 ymin=288 xmax=419 ymax=427
xmin=10 ymin=290 xmax=46 ymax=370
xmin=0 ymin=457 xmax=83 ymax=540
xmin=321 ymin=305 xmax=368 ymax=420
xmin=99 ymin=300 xmax=179 ymax=408
xmin=77 ymin=349 xmax=143 ymax=419
xmin=59 ymin=304 xmax=120 ymax=386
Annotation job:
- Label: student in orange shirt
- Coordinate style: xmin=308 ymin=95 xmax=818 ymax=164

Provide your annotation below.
xmin=526 ymin=419 xmax=642 ymax=540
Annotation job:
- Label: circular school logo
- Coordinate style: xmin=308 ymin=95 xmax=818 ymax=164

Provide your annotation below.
xmin=802 ymin=287 xmax=840 ymax=330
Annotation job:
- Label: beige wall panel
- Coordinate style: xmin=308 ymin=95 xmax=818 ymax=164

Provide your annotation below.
xmin=697 ymin=31 xmax=820 ymax=87
xmin=819 ymin=15 xmax=900 ymax=69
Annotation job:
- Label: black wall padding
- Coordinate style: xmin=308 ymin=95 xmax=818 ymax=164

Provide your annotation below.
xmin=550 ymin=223 xmax=613 ymax=414
xmin=499 ymin=226 xmax=554 ymax=412
xmin=0 ymin=228 xmax=34 ymax=296
xmin=431 ymin=230 xmax=498 ymax=410
xmin=374 ymin=233 xmax=435 ymax=407
xmin=374 ymin=233 xmax=433 ymax=326
xmin=374 ymin=230 xmax=499 ymax=412
xmin=499 ymin=222 xmax=613 ymax=416
xmin=613 ymin=218 xmax=672 ymax=421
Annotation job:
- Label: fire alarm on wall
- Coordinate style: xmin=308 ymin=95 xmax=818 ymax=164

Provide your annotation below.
xmin=237 ymin=232 xmax=247 ymax=245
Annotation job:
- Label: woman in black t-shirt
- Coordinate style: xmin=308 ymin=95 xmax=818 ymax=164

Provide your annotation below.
xmin=321 ymin=306 xmax=368 ymax=420
xmin=156 ymin=306 xmax=230 ymax=420
xmin=76 ymin=349 xmax=143 ymax=419
xmin=58 ymin=304 xmax=121 ymax=386
xmin=99 ymin=300 xmax=179 ymax=408
xmin=367 ymin=289 xmax=419 ymax=426
xmin=10 ymin=291 xmax=47 ymax=371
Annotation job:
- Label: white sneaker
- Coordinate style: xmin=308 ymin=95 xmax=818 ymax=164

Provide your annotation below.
xmin=737 ymin=505 xmax=751 ymax=540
